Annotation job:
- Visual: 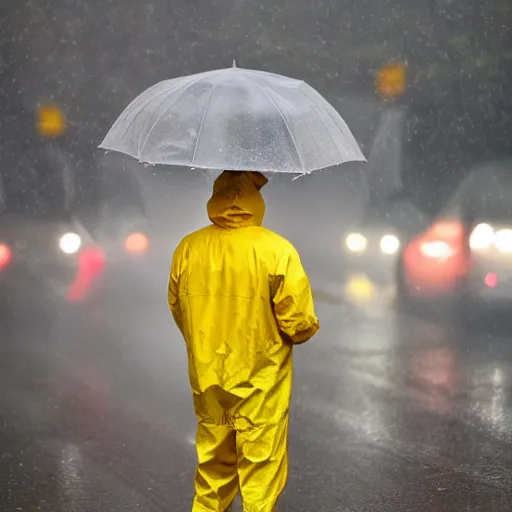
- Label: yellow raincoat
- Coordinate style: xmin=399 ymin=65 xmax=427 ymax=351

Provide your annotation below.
xmin=169 ymin=171 xmax=319 ymax=512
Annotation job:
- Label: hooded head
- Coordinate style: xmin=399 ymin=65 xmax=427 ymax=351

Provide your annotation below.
xmin=207 ymin=171 xmax=268 ymax=229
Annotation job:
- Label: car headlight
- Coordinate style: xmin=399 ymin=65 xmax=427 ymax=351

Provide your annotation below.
xmin=494 ymin=229 xmax=512 ymax=254
xmin=469 ymin=223 xmax=494 ymax=249
xmin=59 ymin=233 xmax=82 ymax=254
xmin=345 ymin=233 xmax=367 ymax=253
xmin=124 ymin=232 xmax=150 ymax=254
xmin=380 ymin=234 xmax=400 ymax=255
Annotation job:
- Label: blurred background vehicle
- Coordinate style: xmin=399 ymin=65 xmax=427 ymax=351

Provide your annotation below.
xmin=339 ymin=62 xmax=512 ymax=310
xmin=396 ymin=160 xmax=512 ymax=314
xmin=343 ymin=196 xmax=429 ymax=304
xmin=341 ymin=103 xmax=430 ymax=305
xmin=0 ymin=93 xmax=151 ymax=317
xmin=0 ymin=128 xmax=106 ymax=318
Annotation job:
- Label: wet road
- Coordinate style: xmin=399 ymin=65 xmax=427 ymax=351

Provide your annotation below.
xmin=2 ymin=276 xmax=512 ymax=511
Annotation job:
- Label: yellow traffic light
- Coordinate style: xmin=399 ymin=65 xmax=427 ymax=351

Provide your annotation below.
xmin=37 ymin=104 xmax=67 ymax=137
xmin=376 ymin=62 xmax=406 ymax=100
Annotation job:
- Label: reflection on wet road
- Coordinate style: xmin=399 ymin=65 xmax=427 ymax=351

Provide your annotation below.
xmin=1 ymin=282 xmax=512 ymax=511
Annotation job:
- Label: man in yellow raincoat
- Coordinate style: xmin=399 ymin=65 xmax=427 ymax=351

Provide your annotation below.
xmin=168 ymin=170 xmax=319 ymax=511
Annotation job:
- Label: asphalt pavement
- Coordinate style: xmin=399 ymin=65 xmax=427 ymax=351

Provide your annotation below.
xmin=1 ymin=272 xmax=512 ymax=511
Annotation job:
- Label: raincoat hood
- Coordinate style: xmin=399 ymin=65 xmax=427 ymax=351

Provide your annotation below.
xmin=207 ymin=171 xmax=268 ymax=229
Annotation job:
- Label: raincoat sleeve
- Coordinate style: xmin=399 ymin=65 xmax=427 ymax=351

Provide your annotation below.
xmin=272 ymin=245 xmax=319 ymax=344
xmin=168 ymin=242 xmax=184 ymax=335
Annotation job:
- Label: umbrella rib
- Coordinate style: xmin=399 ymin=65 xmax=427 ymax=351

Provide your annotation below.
xmin=191 ymin=83 xmax=218 ymax=165
xmin=247 ymin=75 xmax=305 ymax=173
xmin=134 ymin=81 xmax=182 ymax=154
xmin=100 ymin=81 xmax=175 ymax=153
xmin=138 ymin=73 xmax=220 ymax=161
xmin=295 ymin=87 xmax=346 ymax=163
xmin=109 ymin=82 xmax=170 ymax=145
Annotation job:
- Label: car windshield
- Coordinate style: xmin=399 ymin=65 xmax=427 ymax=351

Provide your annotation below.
xmin=476 ymin=165 xmax=512 ymax=222
xmin=440 ymin=162 xmax=512 ymax=223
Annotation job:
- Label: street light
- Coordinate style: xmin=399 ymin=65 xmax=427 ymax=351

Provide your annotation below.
xmin=37 ymin=104 xmax=67 ymax=138
xmin=376 ymin=62 xmax=407 ymax=100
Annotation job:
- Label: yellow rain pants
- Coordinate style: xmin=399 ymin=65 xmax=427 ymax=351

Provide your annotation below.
xmin=169 ymin=171 xmax=319 ymax=511
xmin=193 ymin=416 xmax=289 ymax=511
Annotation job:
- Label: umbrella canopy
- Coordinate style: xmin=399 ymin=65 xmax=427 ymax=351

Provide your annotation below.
xmin=99 ymin=67 xmax=365 ymax=174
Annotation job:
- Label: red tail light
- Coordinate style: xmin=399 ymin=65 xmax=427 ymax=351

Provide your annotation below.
xmin=409 ymin=221 xmax=466 ymax=260
xmin=485 ymin=272 xmax=499 ymax=288
xmin=403 ymin=221 xmax=469 ymax=294
xmin=67 ymin=247 xmax=106 ymax=302
xmin=79 ymin=248 xmax=106 ymax=278
xmin=0 ymin=244 xmax=12 ymax=270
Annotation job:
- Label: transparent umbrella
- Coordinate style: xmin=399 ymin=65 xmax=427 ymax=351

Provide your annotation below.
xmin=99 ymin=66 xmax=365 ymax=174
